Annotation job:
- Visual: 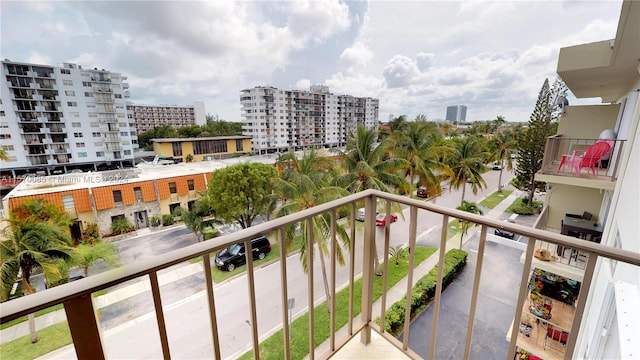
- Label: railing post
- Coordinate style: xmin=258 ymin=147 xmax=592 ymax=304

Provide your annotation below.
xmin=64 ymin=294 xmax=106 ymax=360
xmin=360 ymin=194 xmax=376 ymax=344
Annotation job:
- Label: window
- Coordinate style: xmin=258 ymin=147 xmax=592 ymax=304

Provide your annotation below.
xmin=134 ymin=187 xmax=143 ymax=202
xmin=169 ymin=182 xmax=177 ymax=194
xmin=0 ymin=134 xmax=11 ymax=139
xmin=76 ymin=142 xmax=85 ymax=147
xmin=120 ymin=132 xmax=128 ymax=136
xmin=123 ymin=150 xmax=131 ymax=155
xmin=113 ymin=190 xmax=123 ymax=204
xmin=94 ymin=142 xmax=103 ymax=146
xmin=67 ymin=101 xmax=77 ymax=107
xmin=70 ymin=112 xmax=80 ymax=118
xmin=96 ymin=151 xmax=104 ymax=157
xmin=236 ymin=139 xmax=244 ymax=152
xmin=72 ymin=122 xmax=82 ymax=128
xmin=77 ymin=152 xmax=87 ymax=157
xmin=2 ymin=145 xmax=14 ymax=151
xmin=65 ymin=90 xmax=75 ymax=96
xmin=60 ymin=69 xmax=71 ymax=75
xmin=118 ymin=122 xmax=127 ymax=127
xmin=85 ymin=92 xmax=93 ymax=97
xmin=187 ymin=179 xmax=195 ymax=191
xmin=92 ymin=132 xmax=101 ymax=137
xmin=115 ymin=94 xmax=122 ymax=99
xmin=82 ymin=81 xmax=91 ymax=87
xmin=62 ymin=80 xmax=73 ymax=86
xmin=0 ymin=122 xmax=8 ymax=128
xmin=172 ymin=142 xmax=182 ymax=157
xmin=74 ymin=132 xmax=83 ymax=137
xmin=90 ymin=122 xmax=100 ymax=127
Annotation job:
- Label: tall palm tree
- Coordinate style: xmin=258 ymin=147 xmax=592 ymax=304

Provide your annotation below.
xmin=76 ymin=241 xmax=120 ymax=277
xmin=456 ymin=200 xmax=484 ymax=249
xmin=333 ymin=125 xmax=409 ymax=275
xmin=396 ymin=121 xmax=451 ymax=194
xmin=332 ymin=125 xmax=409 ymax=194
xmin=274 ymin=148 xmax=350 ymax=311
xmin=0 ymin=149 xmax=9 ymax=161
xmin=447 ymin=138 xmax=489 ymax=205
xmin=490 ymin=131 xmax=517 ymax=192
xmin=0 ymin=207 xmax=79 ymax=343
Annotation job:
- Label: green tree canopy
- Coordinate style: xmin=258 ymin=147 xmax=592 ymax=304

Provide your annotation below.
xmin=515 ymin=78 xmax=566 ymax=205
xmin=446 ymin=137 xmax=489 ymax=205
xmin=207 ymin=162 xmax=277 ymax=229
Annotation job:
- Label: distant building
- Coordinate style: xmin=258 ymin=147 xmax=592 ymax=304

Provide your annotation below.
xmin=0 ymin=60 xmax=137 ymax=177
xmin=152 ymin=136 xmax=252 ymax=162
xmin=240 ymin=86 xmax=378 ymax=154
xmin=127 ymin=101 xmax=206 ymax=133
xmin=445 ymin=105 xmax=467 ymax=122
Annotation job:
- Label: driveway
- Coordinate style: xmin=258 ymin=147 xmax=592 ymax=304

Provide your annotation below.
xmin=400 ymin=232 xmax=525 ymax=359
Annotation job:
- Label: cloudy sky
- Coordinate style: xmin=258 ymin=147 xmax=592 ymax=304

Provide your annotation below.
xmin=1 ymin=1 xmax=623 ymax=123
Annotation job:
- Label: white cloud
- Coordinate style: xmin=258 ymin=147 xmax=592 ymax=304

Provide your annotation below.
xmin=383 ymin=55 xmax=421 ymax=88
xmin=26 ymin=51 xmax=51 ymax=66
xmin=416 ymin=53 xmax=435 ymax=72
xmin=296 ymin=78 xmax=312 ymax=90
xmin=339 ymin=41 xmax=374 ymax=72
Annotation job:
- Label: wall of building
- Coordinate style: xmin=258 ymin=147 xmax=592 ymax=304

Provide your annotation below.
xmin=544 ymin=183 xmax=605 ymax=231
xmin=557 ymin=104 xmax=619 ymax=138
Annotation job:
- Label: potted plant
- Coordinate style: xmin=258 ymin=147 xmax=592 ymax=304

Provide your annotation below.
xmin=149 ymin=215 xmax=161 ymax=228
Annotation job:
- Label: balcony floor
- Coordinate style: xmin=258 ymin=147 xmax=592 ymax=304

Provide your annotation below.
xmin=331 ymin=331 xmax=410 ymax=360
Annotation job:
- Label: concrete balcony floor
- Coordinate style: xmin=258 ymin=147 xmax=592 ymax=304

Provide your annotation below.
xmin=331 ymin=331 xmax=410 ymax=360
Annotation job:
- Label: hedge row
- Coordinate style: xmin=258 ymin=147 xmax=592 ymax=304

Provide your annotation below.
xmin=379 ymin=248 xmax=467 ymax=335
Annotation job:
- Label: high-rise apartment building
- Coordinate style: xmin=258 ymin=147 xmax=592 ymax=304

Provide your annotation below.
xmin=240 ymin=86 xmax=378 ymax=153
xmin=127 ymin=101 xmax=206 ymax=133
xmin=0 ymin=61 xmax=138 ymax=177
xmin=445 ymin=105 xmax=467 ymax=122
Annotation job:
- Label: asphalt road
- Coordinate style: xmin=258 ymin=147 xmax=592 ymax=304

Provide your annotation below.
xmin=51 ymin=169 xmax=519 ymax=359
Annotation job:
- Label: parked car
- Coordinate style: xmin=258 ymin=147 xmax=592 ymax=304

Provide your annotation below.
xmin=416 ymin=187 xmax=429 ymax=198
xmin=375 ymin=213 xmax=398 ymax=226
xmin=494 ymin=219 xmax=516 ymax=239
xmin=214 ymin=236 xmax=271 ymax=271
xmin=492 ymin=161 xmax=505 ymax=170
xmin=356 ymin=207 xmax=379 ymax=222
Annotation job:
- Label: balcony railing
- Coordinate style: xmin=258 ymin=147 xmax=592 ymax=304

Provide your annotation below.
xmin=539 ymin=135 xmax=626 ymax=181
xmin=1 ymin=190 xmax=638 ymax=360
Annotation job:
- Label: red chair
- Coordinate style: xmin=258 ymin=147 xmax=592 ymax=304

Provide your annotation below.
xmin=557 ymin=141 xmax=612 ymax=176
xmin=544 ymin=324 xmax=569 ymax=350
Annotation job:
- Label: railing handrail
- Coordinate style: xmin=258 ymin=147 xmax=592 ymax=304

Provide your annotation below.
xmin=2 ymin=189 xmax=639 ymax=325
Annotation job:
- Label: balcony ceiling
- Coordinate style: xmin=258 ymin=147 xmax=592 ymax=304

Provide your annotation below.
xmin=557 ymin=0 xmax=640 ymax=102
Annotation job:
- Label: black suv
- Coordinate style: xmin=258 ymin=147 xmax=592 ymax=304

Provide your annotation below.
xmin=214 ymin=236 xmax=271 ymax=271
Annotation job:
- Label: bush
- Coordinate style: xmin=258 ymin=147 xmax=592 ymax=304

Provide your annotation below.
xmin=162 ymin=214 xmax=174 ymax=226
xmin=111 ymin=217 xmax=134 ymax=235
xmin=80 ymin=223 xmax=101 ymax=244
xmin=378 ymin=249 xmax=467 ymax=335
xmin=149 ymin=216 xmax=161 ymax=227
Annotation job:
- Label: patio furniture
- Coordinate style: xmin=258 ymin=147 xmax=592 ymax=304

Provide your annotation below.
xmin=544 ymin=324 xmax=569 ymax=350
xmin=557 ymin=141 xmax=612 ymax=176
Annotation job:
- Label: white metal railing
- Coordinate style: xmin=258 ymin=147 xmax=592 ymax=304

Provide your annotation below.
xmin=1 ymin=190 xmax=639 ymax=360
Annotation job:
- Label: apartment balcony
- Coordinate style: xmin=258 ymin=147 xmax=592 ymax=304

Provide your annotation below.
xmin=536 ymin=136 xmax=625 ymax=191
xmin=1 ymin=190 xmax=638 ymax=360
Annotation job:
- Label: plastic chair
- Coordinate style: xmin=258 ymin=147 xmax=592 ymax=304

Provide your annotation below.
xmin=544 ymin=324 xmax=569 ymax=350
xmin=557 ymin=141 xmax=612 ymax=176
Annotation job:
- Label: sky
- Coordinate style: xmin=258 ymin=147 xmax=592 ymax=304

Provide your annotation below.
xmin=0 ymin=1 xmax=624 ymax=123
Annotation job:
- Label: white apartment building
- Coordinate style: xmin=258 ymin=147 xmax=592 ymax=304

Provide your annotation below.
xmin=0 ymin=60 xmax=138 ymax=177
xmin=127 ymin=101 xmax=206 ymax=133
xmin=240 ymin=85 xmax=379 ymax=154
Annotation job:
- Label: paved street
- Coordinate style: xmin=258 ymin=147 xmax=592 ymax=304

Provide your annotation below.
xmin=11 ymin=169 xmax=519 ymax=359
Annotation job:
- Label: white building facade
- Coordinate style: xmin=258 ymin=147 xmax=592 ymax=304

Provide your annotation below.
xmin=0 ymin=61 xmax=138 ymax=177
xmin=240 ymin=86 xmax=379 ymax=153
xmin=127 ymin=101 xmax=206 ymax=133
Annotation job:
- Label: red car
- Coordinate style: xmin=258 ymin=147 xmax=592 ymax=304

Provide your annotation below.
xmin=375 ymin=213 xmax=398 ymax=226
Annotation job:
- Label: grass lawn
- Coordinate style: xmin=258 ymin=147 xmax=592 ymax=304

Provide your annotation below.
xmin=239 ymin=246 xmax=437 ymax=360
xmin=0 ymin=289 xmax=107 ymax=331
xmin=0 ymin=321 xmax=71 ymax=359
xmin=479 ymin=190 xmax=513 ymax=209
xmin=505 ymin=197 xmax=543 ymax=214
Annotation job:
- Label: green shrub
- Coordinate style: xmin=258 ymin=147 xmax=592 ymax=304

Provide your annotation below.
xmin=162 ymin=214 xmax=174 ymax=226
xmin=111 ymin=217 xmax=134 ymax=235
xmin=378 ymin=249 xmax=467 ymax=335
xmin=80 ymin=223 xmax=101 ymax=244
xmin=149 ymin=216 xmax=161 ymax=227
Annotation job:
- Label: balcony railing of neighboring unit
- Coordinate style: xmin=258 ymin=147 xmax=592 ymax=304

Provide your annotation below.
xmin=1 ymin=190 xmax=639 ymax=360
xmin=539 ymin=135 xmax=626 ymax=181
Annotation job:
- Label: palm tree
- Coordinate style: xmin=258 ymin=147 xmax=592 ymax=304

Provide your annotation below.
xmin=76 ymin=241 xmax=120 ymax=277
xmin=396 ymin=121 xmax=451 ymax=194
xmin=0 ymin=149 xmax=8 ymax=161
xmin=456 ymin=200 xmax=484 ymax=249
xmin=274 ymin=148 xmax=350 ymax=311
xmin=333 ymin=125 xmax=410 ymax=275
xmin=447 ymin=138 xmax=489 ymax=205
xmin=0 ymin=203 xmax=79 ymax=343
xmin=489 ymin=131 xmax=517 ymax=192
xmin=388 ymin=245 xmax=408 ymax=266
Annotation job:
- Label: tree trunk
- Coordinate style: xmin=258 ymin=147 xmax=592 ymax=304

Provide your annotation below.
xmin=528 ymin=174 xmax=536 ymax=206
xmin=84 ymin=266 xmax=89 ymax=277
xmin=316 ymin=243 xmax=332 ymax=313
xmin=461 ymin=182 xmax=467 ymax=206
xmin=498 ymin=167 xmax=504 ymax=193
xmin=22 ymin=276 xmax=39 ymax=343
xmin=409 ymin=167 xmax=415 ymax=196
